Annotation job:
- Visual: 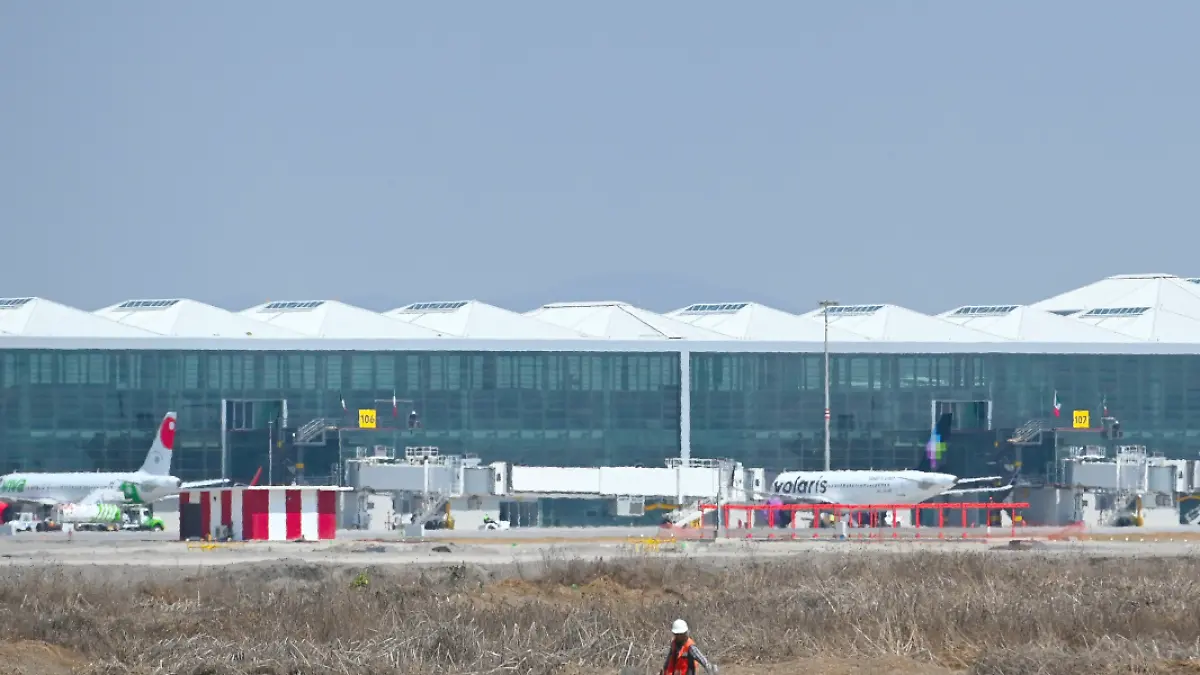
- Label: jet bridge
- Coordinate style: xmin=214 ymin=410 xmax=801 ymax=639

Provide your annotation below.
xmin=343 ymin=448 xmax=762 ymax=529
xmin=344 ymin=446 xmax=471 ymax=495
xmin=500 ymin=458 xmax=755 ymax=502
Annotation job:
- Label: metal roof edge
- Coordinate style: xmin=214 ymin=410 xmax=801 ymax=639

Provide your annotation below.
xmin=0 ymin=336 xmax=1191 ymax=355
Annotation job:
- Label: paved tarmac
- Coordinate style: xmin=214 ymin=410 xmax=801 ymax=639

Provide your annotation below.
xmin=2 ymin=524 xmax=1200 ymax=571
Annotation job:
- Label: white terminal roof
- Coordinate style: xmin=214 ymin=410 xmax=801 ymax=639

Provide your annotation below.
xmin=938 ymin=305 xmax=1130 ymax=342
xmin=386 ymin=300 xmax=584 ymax=339
xmin=1031 ymin=273 xmax=1184 ymax=315
xmin=11 ymin=272 xmax=1200 ymax=345
xmin=798 ymin=303 xmax=1003 ymax=342
xmin=0 ymin=297 xmax=155 ymax=337
xmin=525 ymin=301 xmax=727 ymax=340
xmin=668 ymin=302 xmax=871 ymax=341
xmin=96 ymin=299 xmax=306 ymax=338
xmin=240 ymin=300 xmax=445 ymax=339
xmin=1030 ymin=274 xmax=1200 ymax=342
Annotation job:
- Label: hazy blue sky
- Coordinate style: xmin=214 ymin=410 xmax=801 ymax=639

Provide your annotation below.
xmin=2 ymin=3 xmax=1197 ymax=315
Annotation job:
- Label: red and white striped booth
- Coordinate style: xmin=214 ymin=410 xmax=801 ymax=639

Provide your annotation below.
xmin=178 ymin=486 xmax=345 ymax=542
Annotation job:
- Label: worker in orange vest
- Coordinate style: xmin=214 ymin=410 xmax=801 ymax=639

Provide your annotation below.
xmin=661 ymin=619 xmax=718 ymax=674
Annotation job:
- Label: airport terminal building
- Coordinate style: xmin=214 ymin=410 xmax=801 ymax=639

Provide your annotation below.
xmin=2 ymin=273 xmax=1200 ymax=486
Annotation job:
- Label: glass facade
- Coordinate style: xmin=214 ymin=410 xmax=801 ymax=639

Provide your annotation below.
xmin=690 ymin=352 xmax=1200 ymax=477
xmin=0 ymin=350 xmax=681 ymax=482
xmin=2 ymin=347 xmax=1198 ymax=484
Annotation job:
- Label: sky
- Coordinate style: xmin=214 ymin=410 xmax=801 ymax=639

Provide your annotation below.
xmin=1 ymin=3 xmax=1198 ymax=316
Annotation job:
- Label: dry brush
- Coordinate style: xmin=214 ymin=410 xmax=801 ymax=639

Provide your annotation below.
xmin=2 ymin=550 xmax=1200 ymax=675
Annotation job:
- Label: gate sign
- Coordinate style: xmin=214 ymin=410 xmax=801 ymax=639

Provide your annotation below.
xmin=358 ymin=408 xmax=377 ymax=429
xmin=1072 ymin=409 xmax=1090 ymax=429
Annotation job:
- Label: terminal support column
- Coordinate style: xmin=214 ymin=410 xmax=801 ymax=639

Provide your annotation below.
xmin=679 ymin=349 xmax=691 ymax=461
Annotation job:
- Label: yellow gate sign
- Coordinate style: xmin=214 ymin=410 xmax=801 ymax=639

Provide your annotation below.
xmin=358 ymin=408 xmax=377 ymax=429
xmin=1072 ymin=409 xmax=1090 ymax=429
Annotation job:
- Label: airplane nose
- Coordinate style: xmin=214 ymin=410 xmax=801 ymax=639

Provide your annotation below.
xmin=938 ymin=473 xmax=958 ymax=487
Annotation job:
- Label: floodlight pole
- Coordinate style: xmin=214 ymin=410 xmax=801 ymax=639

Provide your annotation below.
xmin=267 ymin=421 xmax=274 ymax=486
xmin=819 ymin=300 xmax=839 ymax=472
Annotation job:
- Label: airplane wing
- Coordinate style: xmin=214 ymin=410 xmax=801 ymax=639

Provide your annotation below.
xmin=894 ymin=475 xmax=952 ymax=491
xmin=942 ymin=484 xmax=1014 ymax=496
xmin=2 ymin=497 xmax=60 ymax=507
xmin=942 ymin=473 xmax=1018 ymax=496
xmin=79 ymin=487 xmax=126 ymax=505
xmin=180 ymin=479 xmax=229 ymax=489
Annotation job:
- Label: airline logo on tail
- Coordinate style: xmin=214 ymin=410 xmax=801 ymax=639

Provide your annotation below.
xmin=926 ymin=430 xmax=946 ymax=469
xmin=139 ymin=413 xmax=176 ymax=476
xmin=119 ymin=481 xmax=142 ymax=503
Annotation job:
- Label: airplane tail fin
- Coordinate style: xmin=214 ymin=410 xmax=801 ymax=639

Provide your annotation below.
xmin=918 ymin=412 xmax=1020 ymax=487
xmin=917 ymin=412 xmax=953 ymax=473
xmin=138 ymin=412 xmax=176 ymax=476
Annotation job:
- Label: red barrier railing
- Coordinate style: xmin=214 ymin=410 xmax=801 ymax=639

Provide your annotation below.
xmin=691 ymin=502 xmax=1030 ymax=541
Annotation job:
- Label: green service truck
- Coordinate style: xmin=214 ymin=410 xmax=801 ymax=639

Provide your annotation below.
xmin=121 ymin=505 xmax=165 ymax=532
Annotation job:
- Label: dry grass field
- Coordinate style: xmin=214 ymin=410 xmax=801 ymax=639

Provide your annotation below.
xmin=3 ymin=550 xmax=1200 ymax=675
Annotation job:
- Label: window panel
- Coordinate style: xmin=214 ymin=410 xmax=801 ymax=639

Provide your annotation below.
xmin=286 ymin=355 xmax=304 ymax=390
xmin=325 ymin=354 xmax=343 ymax=391
xmin=262 ymin=354 xmax=280 ymax=390
xmin=350 ymin=355 xmax=372 ymax=390
xmin=445 ymin=355 xmax=463 ymax=391
xmin=0 ymin=353 xmax=11 ymax=388
xmin=302 ymin=355 xmax=317 ymax=390
xmin=429 ymin=355 xmax=445 ymax=391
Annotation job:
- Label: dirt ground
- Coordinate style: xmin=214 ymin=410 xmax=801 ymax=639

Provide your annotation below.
xmin=0 ymin=642 xmax=86 ymax=675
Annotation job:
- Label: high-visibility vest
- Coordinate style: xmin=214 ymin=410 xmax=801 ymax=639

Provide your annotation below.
xmin=666 ymin=638 xmax=696 ymax=675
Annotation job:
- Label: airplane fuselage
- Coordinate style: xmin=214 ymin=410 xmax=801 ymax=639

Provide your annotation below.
xmin=0 ymin=471 xmax=182 ymax=507
xmin=769 ymin=469 xmax=958 ymax=505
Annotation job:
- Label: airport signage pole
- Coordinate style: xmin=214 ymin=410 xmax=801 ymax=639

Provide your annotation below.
xmin=819 ymin=300 xmax=839 ymax=472
xmin=267 ymin=420 xmax=274 ymax=486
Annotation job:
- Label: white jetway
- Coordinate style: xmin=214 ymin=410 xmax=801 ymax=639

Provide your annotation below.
xmin=344 ymin=449 xmax=758 ymax=529
xmin=504 ymin=459 xmax=748 ymax=501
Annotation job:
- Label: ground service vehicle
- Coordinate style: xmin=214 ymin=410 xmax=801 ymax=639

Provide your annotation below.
xmin=9 ymin=512 xmax=38 ymax=532
xmin=121 ymin=506 xmax=165 ymax=531
xmin=53 ymin=503 xmax=123 ymax=531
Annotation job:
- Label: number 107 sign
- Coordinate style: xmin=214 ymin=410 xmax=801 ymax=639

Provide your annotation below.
xmin=1072 ymin=410 xmax=1090 ymax=429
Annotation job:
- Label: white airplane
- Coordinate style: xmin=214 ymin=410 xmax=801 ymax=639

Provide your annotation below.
xmin=766 ymin=469 xmax=1017 ymax=506
xmin=0 ymin=412 xmax=226 ymax=514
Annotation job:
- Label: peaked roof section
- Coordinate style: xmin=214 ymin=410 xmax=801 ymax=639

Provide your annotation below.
xmin=1030 ymin=274 xmax=1195 ymax=316
xmin=668 ymin=302 xmax=870 ymax=341
xmin=240 ymin=300 xmax=445 ymax=338
xmin=938 ymin=304 xmax=1130 ymax=342
xmin=797 ymin=303 xmax=1004 ymax=342
xmin=1031 ymin=276 xmax=1200 ymax=342
xmin=1074 ymin=306 xmax=1200 ymax=342
xmin=0 ymin=297 xmax=156 ymax=337
xmin=386 ymin=300 xmax=584 ymax=339
xmin=525 ymin=301 xmax=726 ymax=340
xmin=96 ymin=299 xmax=306 ymax=338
